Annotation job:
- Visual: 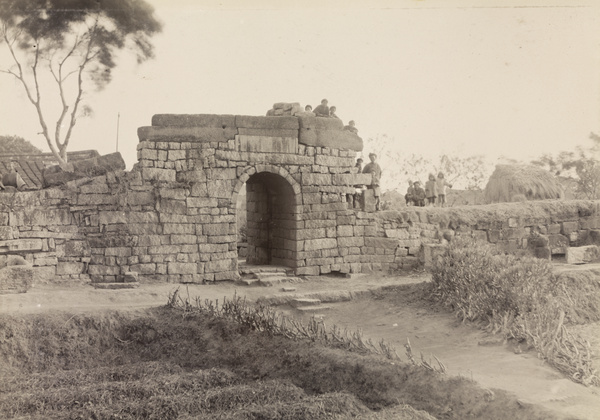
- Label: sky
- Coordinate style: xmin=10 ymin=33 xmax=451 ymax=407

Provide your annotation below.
xmin=1 ymin=0 xmax=599 ymax=183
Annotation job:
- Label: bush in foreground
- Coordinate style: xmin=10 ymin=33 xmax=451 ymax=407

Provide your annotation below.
xmin=430 ymin=237 xmax=600 ymax=386
xmin=0 ymin=306 xmax=561 ymax=419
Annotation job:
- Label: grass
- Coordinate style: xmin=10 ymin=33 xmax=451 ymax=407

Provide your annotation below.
xmin=0 ymin=303 xmax=564 ymax=420
xmin=430 ymin=237 xmax=600 ymax=386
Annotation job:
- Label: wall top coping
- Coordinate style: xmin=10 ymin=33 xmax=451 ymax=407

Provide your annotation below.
xmin=375 ymin=199 xmax=600 ymax=227
xmin=141 ymin=113 xmax=363 ymax=152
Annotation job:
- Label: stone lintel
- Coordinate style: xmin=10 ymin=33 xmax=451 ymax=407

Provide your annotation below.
xmin=237 ymin=135 xmax=298 ymax=154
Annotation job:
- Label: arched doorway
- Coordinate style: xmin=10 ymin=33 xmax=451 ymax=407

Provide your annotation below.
xmin=244 ymin=171 xmax=299 ymax=268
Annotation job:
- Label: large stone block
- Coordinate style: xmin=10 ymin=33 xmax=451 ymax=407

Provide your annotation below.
xmin=205 ymin=258 xmax=235 ymax=272
xmin=207 ymin=180 xmax=234 ymax=198
xmin=338 ymin=237 xmax=364 ymax=247
xmin=151 ymin=114 xmax=236 ymax=128
xmin=56 ymin=240 xmax=91 ymax=257
xmin=298 ymin=128 xmax=317 ymax=145
xmin=237 ymin=135 xmax=298 ymax=154
xmin=332 ymin=173 xmax=372 ymax=186
xmin=141 ymin=168 xmax=176 ymax=182
xmin=0 ymin=239 xmax=43 ymax=253
xmin=10 ymin=208 xmax=73 ymax=227
xmin=304 ymin=238 xmax=337 ymax=251
xmin=215 ymin=150 xmax=313 ymax=166
xmin=168 ymin=262 xmax=199 ymax=274
xmin=314 ymin=117 xmax=344 ymax=130
xmin=315 ymin=155 xmax=355 ymax=167
xmin=301 ymin=173 xmax=332 ymax=186
xmin=0 ymin=265 xmax=33 ymax=294
xmin=235 ymin=115 xmax=299 ymax=130
xmin=56 ymin=262 xmax=84 ymax=275
xmin=238 ymin=128 xmax=298 ymax=138
xmin=365 ymin=237 xmax=399 ymax=249
xmin=77 ymin=194 xmax=118 ymax=206
xmin=0 ymin=226 xmax=15 ymax=240
xmin=138 ymin=126 xmax=237 ymax=142
xmin=43 ymin=152 xmax=125 ymax=188
xmin=314 ymin=130 xmax=363 ymax=151
xmin=566 ymin=245 xmax=600 ymax=264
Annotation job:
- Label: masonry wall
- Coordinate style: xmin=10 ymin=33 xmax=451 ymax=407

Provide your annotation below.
xmin=2 ymin=112 xmax=600 ymax=285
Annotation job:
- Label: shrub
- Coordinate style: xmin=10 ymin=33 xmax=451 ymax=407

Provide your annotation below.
xmin=430 ymin=237 xmax=599 ymax=386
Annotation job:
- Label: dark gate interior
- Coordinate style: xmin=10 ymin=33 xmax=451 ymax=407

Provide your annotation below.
xmin=245 ymin=172 xmax=297 ymax=268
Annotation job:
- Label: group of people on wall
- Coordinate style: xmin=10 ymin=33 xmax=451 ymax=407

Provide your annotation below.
xmin=405 ymin=173 xmax=452 ymax=207
xmin=305 ymin=99 xmax=359 ymax=134
xmin=305 ymin=100 xmax=451 ymax=210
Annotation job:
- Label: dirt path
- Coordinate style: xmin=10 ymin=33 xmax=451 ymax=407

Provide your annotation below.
xmin=286 ymin=284 xmax=600 ymax=420
xmin=1 ymin=273 xmax=599 ymax=419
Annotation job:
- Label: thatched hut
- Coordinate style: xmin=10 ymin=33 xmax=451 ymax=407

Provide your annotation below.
xmin=484 ymin=164 xmax=564 ymax=203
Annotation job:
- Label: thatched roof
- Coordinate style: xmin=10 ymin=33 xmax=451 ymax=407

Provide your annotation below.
xmin=484 ymin=164 xmax=564 ymax=203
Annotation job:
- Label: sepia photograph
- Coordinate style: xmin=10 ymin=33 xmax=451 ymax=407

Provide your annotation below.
xmin=0 ymin=0 xmax=599 ymax=418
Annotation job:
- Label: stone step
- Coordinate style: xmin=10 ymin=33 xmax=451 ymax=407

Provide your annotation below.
xmin=238 ymin=264 xmax=289 ymax=275
xmin=239 ymin=278 xmax=260 ymax=286
xmin=257 ymin=275 xmax=292 ymax=287
xmin=296 ymin=305 xmax=331 ymax=313
xmin=92 ymin=282 xmax=139 ymax=290
xmin=291 ymin=297 xmax=322 ymax=307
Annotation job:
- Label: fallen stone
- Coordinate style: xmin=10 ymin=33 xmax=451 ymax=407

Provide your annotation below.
xmin=566 ymin=245 xmax=600 ymax=264
xmin=43 ymin=152 xmax=126 ymax=188
xmin=291 ymin=297 xmax=322 ymax=307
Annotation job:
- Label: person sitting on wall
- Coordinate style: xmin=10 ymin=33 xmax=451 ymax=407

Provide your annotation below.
xmin=355 ymin=157 xmax=363 ymax=173
xmin=361 ymin=153 xmax=383 ymax=211
xmin=405 ymin=180 xmax=415 ymax=206
xmin=305 ymin=104 xmax=313 ymax=112
xmin=313 ymin=99 xmax=330 ymax=117
xmin=413 ymin=181 xmax=426 ymax=207
xmin=329 ymin=106 xmax=340 ymax=119
xmin=344 ymin=120 xmax=358 ymax=134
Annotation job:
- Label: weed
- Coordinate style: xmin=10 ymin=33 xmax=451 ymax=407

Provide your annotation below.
xmin=430 ymin=237 xmax=600 ymax=386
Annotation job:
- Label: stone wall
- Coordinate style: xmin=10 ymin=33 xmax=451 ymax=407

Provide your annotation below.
xmin=2 ymin=112 xmax=600 ymax=286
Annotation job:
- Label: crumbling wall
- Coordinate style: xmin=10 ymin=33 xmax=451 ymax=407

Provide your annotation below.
xmin=2 ymin=112 xmax=600 ymax=286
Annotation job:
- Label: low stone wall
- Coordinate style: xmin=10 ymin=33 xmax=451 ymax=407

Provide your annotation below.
xmin=365 ymin=200 xmax=600 ymax=271
xmin=2 ymin=171 xmax=598 ymax=283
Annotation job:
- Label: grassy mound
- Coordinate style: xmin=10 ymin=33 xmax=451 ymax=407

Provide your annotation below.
xmin=0 ymin=303 xmax=566 ymax=420
xmin=430 ymin=237 xmax=600 ymax=386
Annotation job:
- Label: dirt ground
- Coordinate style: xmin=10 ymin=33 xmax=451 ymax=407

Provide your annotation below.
xmin=1 ymin=271 xmax=599 ymax=420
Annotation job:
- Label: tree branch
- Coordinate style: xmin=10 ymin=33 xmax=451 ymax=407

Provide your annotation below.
xmin=53 ymin=36 xmax=80 ymax=150
xmin=62 ymin=14 xmax=100 ymax=160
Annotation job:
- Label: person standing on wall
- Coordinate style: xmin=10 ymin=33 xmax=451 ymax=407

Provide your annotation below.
xmin=436 ymin=172 xmax=452 ymax=207
xmin=362 ymin=153 xmax=383 ymax=211
xmin=405 ymin=180 xmax=415 ymax=206
xmin=425 ymin=173 xmax=438 ymax=206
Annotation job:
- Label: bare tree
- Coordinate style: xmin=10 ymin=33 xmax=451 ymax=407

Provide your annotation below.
xmin=0 ymin=0 xmax=162 ymax=168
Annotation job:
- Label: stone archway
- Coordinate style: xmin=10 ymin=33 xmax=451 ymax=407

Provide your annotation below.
xmin=232 ymin=166 xmax=302 ymax=269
